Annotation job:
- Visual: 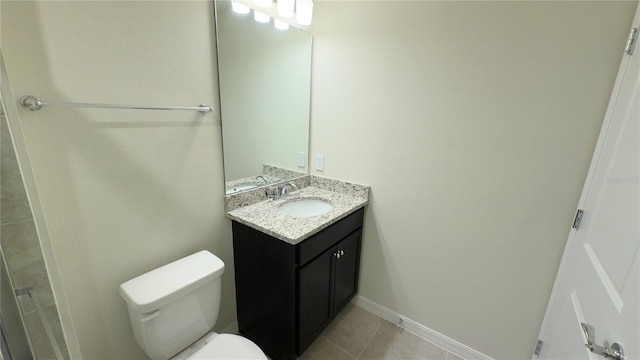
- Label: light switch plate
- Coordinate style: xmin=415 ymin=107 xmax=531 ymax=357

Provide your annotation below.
xmin=315 ymin=154 xmax=324 ymax=171
xmin=297 ymin=152 xmax=306 ymax=168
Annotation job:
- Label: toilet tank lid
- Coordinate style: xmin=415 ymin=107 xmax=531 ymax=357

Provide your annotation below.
xmin=119 ymin=250 xmax=224 ymax=313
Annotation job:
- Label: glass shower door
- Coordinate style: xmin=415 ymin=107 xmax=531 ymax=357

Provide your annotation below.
xmin=0 ymin=92 xmax=34 ymax=359
xmin=0 ymin=53 xmax=70 ymax=359
xmin=1 ymin=247 xmax=34 ymax=360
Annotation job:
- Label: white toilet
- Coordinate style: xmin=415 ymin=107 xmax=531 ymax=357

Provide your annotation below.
xmin=119 ymin=250 xmax=267 ymax=360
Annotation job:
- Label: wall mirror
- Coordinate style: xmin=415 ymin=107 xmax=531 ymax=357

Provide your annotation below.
xmin=214 ymin=0 xmax=312 ymax=195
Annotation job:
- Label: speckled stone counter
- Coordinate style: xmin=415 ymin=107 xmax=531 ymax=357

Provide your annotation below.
xmin=224 ymin=165 xmax=307 ymax=195
xmin=263 ymin=164 xmax=306 ymax=181
xmin=226 ymin=177 xmax=369 ymax=244
xmin=225 ymin=174 xmax=280 ymax=195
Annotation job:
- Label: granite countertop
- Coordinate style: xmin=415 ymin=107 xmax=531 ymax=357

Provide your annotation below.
xmin=226 ymin=186 xmax=368 ymax=245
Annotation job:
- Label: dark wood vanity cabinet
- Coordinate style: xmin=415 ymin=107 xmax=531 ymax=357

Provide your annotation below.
xmin=298 ymin=229 xmax=361 ymax=351
xmin=232 ymin=208 xmax=364 ymax=360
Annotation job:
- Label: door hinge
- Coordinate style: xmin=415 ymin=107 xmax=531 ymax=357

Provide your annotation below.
xmin=534 ymin=339 xmax=544 ymax=357
xmin=572 ymin=209 xmax=584 ymax=230
xmin=624 ymin=27 xmax=638 ymax=55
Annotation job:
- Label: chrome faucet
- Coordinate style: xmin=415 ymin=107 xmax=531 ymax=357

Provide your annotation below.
xmin=280 ymin=182 xmax=298 ymax=197
xmin=255 ymin=175 xmax=267 ymax=184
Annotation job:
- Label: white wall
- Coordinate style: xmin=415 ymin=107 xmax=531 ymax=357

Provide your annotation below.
xmin=2 ymin=1 xmax=231 ymax=358
xmin=310 ymin=1 xmax=637 ymax=359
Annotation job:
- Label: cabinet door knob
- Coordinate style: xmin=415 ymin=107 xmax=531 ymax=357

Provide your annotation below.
xmin=340 ymin=250 xmax=345 ymax=256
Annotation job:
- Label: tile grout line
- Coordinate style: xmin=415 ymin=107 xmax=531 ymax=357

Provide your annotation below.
xmin=319 ymin=335 xmax=358 ymax=360
xmin=352 ymin=301 xmax=475 ymax=360
xmin=1 ymin=216 xmax=35 ymax=227
xmin=354 ymin=318 xmax=385 ymax=360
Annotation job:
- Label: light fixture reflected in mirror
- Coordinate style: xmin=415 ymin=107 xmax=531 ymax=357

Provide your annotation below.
xmin=231 ymin=0 xmax=250 ymax=14
xmin=274 ymin=19 xmax=289 ymax=30
xmin=277 ymin=0 xmax=295 ymax=18
xmin=254 ymin=0 xmax=273 ymax=8
xmin=230 ymin=0 xmax=313 ymax=28
xmin=295 ymin=0 xmax=313 ymax=26
xmin=254 ymin=10 xmax=270 ymax=23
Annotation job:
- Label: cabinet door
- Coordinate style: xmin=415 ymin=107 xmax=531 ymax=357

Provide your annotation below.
xmin=332 ymin=230 xmax=361 ymax=315
xmin=298 ymin=247 xmax=334 ymax=353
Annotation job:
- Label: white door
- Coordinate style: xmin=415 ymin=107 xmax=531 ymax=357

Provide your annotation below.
xmin=535 ymin=5 xmax=640 ymax=360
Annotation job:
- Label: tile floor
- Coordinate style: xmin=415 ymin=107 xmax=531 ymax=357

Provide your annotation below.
xmin=299 ymin=303 xmax=465 ymax=360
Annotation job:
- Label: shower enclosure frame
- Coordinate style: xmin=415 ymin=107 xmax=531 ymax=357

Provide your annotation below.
xmin=0 ymin=51 xmax=81 ymax=359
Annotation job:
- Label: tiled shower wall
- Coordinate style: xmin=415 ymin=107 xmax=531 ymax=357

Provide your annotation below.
xmin=0 ymin=113 xmax=69 ymax=359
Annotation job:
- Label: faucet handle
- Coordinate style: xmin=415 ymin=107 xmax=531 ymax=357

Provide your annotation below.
xmin=280 ymin=182 xmax=298 ymax=197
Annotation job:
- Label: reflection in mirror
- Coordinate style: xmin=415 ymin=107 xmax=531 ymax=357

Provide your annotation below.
xmin=215 ymin=0 xmax=312 ymax=195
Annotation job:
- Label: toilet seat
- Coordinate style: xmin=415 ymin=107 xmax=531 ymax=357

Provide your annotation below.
xmin=172 ymin=332 xmax=267 ymax=360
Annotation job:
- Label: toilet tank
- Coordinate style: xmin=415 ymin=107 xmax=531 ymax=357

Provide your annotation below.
xmin=119 ymin=251 xmax=225 ymax=360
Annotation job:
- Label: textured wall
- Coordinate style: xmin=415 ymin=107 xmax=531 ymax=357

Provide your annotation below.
xmin=309 ymin=1 xmax=637 ymax=358
xmin=2 ymin=1 xmax=228 ymax=358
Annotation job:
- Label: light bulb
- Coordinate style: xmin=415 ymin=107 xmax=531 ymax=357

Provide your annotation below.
xmin=231 ymin=0 xmax=250 ymax=14
xmin=253 ymin=10 xmax=270 ymax=23
xmin=277 ymin=0 xmax=295 ymax=18
xmin=295 ymin=0 xmax=313 ymax=26
xmin=274 ymin=19 xmax=289 ymax=30
xmin=254 ymin=0 xmax=273 ymax=8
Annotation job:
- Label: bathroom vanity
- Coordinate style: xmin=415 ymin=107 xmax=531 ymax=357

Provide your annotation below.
xmin=226 ymin=176 xmax=369 ymax=360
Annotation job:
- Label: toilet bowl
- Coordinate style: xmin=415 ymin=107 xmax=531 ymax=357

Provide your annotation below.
xmin=119 ymin=250 xmax=267 ymax=360
xmin=171 ymin=332 xmax=266 ymax=360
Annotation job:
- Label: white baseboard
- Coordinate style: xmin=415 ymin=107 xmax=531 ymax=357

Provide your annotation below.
xmin=352 ymin=295 xmax=494 ymax=360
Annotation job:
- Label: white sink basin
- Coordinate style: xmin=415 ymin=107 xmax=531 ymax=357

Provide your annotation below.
xmin=279 ymin=198 xmax=334 ymax=218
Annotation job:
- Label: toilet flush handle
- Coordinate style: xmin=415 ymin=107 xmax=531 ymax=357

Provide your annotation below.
xmin=141 ymin=310 xmax=160 ymax=322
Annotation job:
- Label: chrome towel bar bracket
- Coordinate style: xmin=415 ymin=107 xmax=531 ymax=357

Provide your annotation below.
xmin=20 ymin=95 xmax=213 ymax=113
